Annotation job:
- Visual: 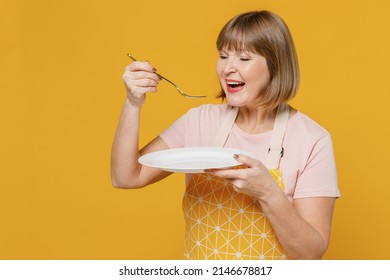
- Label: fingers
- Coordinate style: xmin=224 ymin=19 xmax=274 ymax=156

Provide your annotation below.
xmin=207 ymin=168 xmax=246 ymax=180
xmin=123 ymin=61 xmax=161 ymax=84
xmin=233 ymin=154 xmax=262 ymax=168
xmin=126 ymin=75 xmax=159 ymax=87
xmin=122 ymin=61 xmax=162 ymax=105
xmin=206 ymin=154 xmax=260 ymax=178
xmin=208 ymin=153 xmax=266 ymax=181
xmin=130 ymin=71 xmax=161 ymax=82
xmin=125 ymin=60 xmax=156 ymax=73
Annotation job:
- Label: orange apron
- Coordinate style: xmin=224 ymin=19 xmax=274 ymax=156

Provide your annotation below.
xmin=182 ymin=104 xmax=289 ymax=260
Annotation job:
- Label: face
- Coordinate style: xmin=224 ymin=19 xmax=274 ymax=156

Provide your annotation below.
xmin=216 ymin=49 xmax=270 ymax=108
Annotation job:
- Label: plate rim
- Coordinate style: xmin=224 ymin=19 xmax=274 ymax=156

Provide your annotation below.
xmin=138 ymin=147 xmax=255 ymax=173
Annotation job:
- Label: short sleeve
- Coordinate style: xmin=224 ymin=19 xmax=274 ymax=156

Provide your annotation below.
xmin=159 ymin=112 xmax=188 ymax=149
xmin=293 ymin=134 xmax=340 ymax=198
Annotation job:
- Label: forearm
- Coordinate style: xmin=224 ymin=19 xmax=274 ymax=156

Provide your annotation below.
xmin=259 ymin=189 xmax=327 ymax=259
xmin=111 ymin=99 xmax=144 ymax=188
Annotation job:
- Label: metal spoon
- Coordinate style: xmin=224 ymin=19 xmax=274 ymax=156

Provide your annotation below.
xmin=127 ymin=54 xmax=206 ymax=99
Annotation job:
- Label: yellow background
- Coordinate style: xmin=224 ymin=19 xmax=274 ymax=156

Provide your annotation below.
xmin=1 ymin=0 xmax=389 ymax=259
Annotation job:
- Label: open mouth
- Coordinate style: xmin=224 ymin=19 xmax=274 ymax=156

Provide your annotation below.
xmin=227 ymin=81 xmax=245 ymax=88
xmin=226 ymin=80 xmax=245 ymax=93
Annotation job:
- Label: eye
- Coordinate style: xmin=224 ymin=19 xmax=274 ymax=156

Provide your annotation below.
xmin=240 ymin=57 xmax=251 ymax=62
xmin=219 ymin=54 xmax=228 ymax=60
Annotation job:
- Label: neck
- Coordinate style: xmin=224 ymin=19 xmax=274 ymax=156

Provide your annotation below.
xmin=235 ymin=105 xmax=277 ymax=134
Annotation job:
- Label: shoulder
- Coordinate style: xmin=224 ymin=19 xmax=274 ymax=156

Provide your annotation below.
xmin=186 ymin=103 xmax=231 ymax=122
xmin=188 ymin=103 xmax=230 ymax=114
xmin=284 ymin=111 xmax=335 ymax=164
xmin=287 ymin=111 xmax=332 ymax=142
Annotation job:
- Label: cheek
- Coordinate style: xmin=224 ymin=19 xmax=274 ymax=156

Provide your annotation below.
xmin=216 ymin=62 xmax=223 ymax=78
xmin=260 ymin=64 xmax=271 ymax=83
xmin=250 ymin=66 xmax=270 ymax=85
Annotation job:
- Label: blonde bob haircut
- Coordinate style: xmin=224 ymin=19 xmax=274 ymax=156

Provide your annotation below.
xmin=216 ymin=10 xmax=300 ymax=110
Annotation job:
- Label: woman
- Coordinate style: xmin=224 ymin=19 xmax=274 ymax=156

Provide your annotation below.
xmin=111 ymin=10 xmax=340 ymax=260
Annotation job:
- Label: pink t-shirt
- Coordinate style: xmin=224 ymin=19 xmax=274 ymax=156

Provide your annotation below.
xmin=160 ymin=103 xmax=340 ymax=201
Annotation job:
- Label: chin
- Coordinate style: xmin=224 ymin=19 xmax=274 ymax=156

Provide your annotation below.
xmin=226 ymin=95 xmax=245 ymax=107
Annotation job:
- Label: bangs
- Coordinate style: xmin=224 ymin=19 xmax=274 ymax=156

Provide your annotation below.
xmin=216 ymin=21 xmax=259 ymax=54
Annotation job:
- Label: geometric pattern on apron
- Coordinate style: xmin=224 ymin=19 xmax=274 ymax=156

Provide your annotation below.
xmin=182 ymin=169 xmax=288 ymax=260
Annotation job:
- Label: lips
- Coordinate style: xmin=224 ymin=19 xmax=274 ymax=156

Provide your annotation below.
xmin=226 ymin=79 xmax=245 ymax=93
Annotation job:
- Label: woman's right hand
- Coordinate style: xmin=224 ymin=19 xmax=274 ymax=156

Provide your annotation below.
xmin=122 ymin=61 xmax=161 ymax=106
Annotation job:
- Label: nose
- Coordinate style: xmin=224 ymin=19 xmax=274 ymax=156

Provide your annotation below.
xmin=223 ymin=57 xmax=237 ymax=75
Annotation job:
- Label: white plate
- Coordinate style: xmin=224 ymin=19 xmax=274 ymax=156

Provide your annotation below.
xmin=138 ymin=147 xmax=255 ymax=173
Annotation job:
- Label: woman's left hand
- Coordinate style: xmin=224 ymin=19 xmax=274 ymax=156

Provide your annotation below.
xmin=207 ymin=154 xmax=280 ymax=202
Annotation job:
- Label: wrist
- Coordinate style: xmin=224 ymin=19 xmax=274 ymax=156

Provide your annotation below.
xmin=125 ymin=96 xmax=145 ymax=108
xmin=255 ymin=179 xmax=283 ymax=205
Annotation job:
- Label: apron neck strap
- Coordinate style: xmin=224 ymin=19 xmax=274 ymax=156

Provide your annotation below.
xmin=213 ymin=106 xmax=239 ymax=147
xmin=266 ymin=103 xmax=289 ymax=169
xmin=213 ymin=104 xmax=289 ymax=169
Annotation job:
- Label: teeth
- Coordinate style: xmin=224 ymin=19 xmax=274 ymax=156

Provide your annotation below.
xmin=227 ymin=81 xmax=245 ymax=88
